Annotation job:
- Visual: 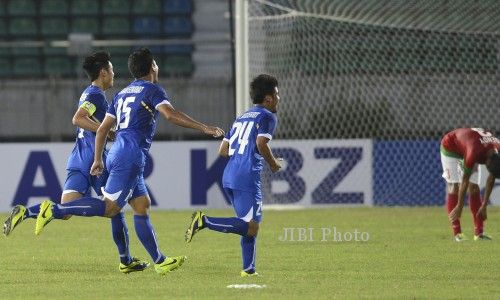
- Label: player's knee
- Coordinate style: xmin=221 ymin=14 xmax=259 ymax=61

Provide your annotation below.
xmin=247 ymin=220 xmax=259 ymax=237
xmin=447 ymin=183 xmax=459 ymax=194
xmin=60 ymin=198 xmax=71 ymax=205
xmin=129 ymin=196 xmax=150 ymax=216
xmin=468 ymin=183 xmax=480 ymax=195
xmin=104 ymin=199 xmax=121 ymax=218
xmin=61 ymin=192 xmax=82 ymax=204
xmin=132 ymin=205 xmax=149 ymax=216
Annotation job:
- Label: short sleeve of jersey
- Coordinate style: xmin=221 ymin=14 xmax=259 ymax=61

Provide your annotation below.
xmin=151 ymin=85 xmax=171 ymax=110
xmin=106 ymin=97 xmax=117 ymax=118
xmin=81 ymin=93 xmax=105 ymax=116
xmin=257 ymin=113 xmax=277 ymax=140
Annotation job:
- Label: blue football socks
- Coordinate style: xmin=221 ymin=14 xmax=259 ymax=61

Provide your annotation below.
xmin=25 ymin=203 xmax=41 ymax=219
xmin=204 ymin=216 xmax=249 ymax=236
xmin=241 ymin=236 xmax=256 ymax=272
xmin=134 ymin=215 xmax=165 ymax=264
xmin=52 ymin=197 xmax=106 ymax=219
xmin=111 ymin=212 xmax=132 ymax=265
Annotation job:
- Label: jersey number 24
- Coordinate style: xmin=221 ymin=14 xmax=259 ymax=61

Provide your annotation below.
xmin=228 ymin=121 xmax=254 ymax=156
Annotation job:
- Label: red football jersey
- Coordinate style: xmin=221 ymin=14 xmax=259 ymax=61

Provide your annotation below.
xmin=441 ymin=128 xmax=500 ymax=174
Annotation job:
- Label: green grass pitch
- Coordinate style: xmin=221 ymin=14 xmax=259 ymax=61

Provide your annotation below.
xmin=1 ymin=207 xmax=500 ymax=299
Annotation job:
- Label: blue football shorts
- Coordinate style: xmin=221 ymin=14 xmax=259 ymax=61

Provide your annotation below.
xmin=102 ymin=160 xmax=148 ymax=208
xmin=224 ymin=187 xmax=263 ymax=223
xmin=63 ymin=169 xmax=108 ymax=197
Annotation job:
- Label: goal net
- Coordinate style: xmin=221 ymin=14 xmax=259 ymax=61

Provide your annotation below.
xmin=244 ymin=0 xmax=500 ymax=206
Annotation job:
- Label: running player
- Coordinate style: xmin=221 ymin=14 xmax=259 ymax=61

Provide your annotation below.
xmin=3 ymin=51 xmax=148 ymax=273
xmin=185 ymin=74 xmax=281 ymax=277
xmin=34 ymin=48 xmax=224 ymax=275
xmin=442 ymin=128 xmax=500 ymax=241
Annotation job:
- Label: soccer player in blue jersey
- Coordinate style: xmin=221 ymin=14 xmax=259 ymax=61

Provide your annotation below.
xmin=34 ymin=48 xmax=225 ymax=275
xmin=3 ymin=51 xmax=148 ymax=273
xmin=185 ymin=74 xmax=282 ymax=277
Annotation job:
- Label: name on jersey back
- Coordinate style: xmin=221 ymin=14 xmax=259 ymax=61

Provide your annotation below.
xmin=119 ymin=86 xmax=144 ymax=95
xmin=480 ymin=136 xmax=500 ymax=145
xmin=239 ymin=112 xmax=260 ymax=119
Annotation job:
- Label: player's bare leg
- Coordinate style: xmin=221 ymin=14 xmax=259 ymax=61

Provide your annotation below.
xmin=247 ymin=220 xmax=259 ymax=236
xmin=468 ymin=183 xmax=492 ymax=241
xmin=446 ymin=183 xmax=465 ymax=241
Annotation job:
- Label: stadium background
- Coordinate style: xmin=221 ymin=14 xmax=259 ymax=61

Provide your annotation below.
xmin=3 ymin=3 xmax=500 ymax=299
xmin=1 ymin=0 xmax=500 ymax=211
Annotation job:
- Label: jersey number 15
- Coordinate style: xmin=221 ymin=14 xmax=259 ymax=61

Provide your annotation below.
xmin=116 ymin=96 xmax=135 ymax=130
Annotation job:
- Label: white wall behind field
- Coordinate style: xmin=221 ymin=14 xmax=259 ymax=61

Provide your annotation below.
xmin=0 ymin=0 xmax=236 ymax=141
xmin=0 ymin=77 xmax=234 ymax=141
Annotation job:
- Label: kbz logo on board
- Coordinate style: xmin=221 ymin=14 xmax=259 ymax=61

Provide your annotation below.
xmin=192 ymin=144 xmax=372 ymax=205
xmin=11 ymin=143 xmax=372 ymax=207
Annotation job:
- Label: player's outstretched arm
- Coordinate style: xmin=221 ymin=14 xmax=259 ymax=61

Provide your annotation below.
xmin=157 ymin=103 xmax=224 ymax=137
xmin=256 ymin=136 xmax=281 ymax=173
xmin=91 ymin=115 xmax=115 ymax=176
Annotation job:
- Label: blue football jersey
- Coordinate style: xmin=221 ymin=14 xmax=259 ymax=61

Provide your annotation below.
xmin=222 ymin=106 xmax=278 ymax=192
xmin=66 ymin=85 xmax=109 ymax=171
xmin=107 ymin=79 xmax=170 ymax=156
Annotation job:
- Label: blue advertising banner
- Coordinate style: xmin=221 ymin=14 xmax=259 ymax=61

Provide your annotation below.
xmin=373 ymin=140 xmax=445 ymax=206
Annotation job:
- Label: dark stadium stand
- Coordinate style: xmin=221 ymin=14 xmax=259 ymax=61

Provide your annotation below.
xmin=40 ymin=0 xmax=68 ymax=16
xmin=7 ymin=0 xmax=36 ymax=16
xmin=133 ymin=16 xmax=161 ymax=36
xmin=71 ymin=0 xmax=99 ymax=15
xmin=103 ymin=0 xmax=130 ymax=15
xmin=72 ymin=18 xmax=100 ymax=35
xmin=164 ymin=0 xmax=193 ymax=15
xmin=0 ymin=0 xmax=194 ymax=78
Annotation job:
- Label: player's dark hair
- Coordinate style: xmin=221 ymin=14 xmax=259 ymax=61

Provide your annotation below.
xmin=486 ymin=151 xmax=500 ymax=178
xmin=82 ymin=51 xmax=111 ymax=81
xmin=250 ymin=74 xmax=278 ymax=104
xmin=128 ymin=47 xmax=154 ymax=79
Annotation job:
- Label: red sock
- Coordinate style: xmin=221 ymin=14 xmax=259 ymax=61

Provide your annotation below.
xmin=469 ymin=193 xmax=483 ymax=235
xmin=446 ymin=193 xmax=461 ymax=235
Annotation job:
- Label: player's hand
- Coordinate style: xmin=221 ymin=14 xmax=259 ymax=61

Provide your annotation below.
xmin=107 ymin=130 xmax=116 ymax=141
xmin=449 ymin=205 xmax=463 ymax=222
xmin=477 ymin=205 xmax=488 ymax=221
xmin=270 ymin=158 xmax=283 ymax=173
xmin=203 ymin=126 xmax=225 ymax=138
xmin=90 ymin=160 xmax=104 ymax=176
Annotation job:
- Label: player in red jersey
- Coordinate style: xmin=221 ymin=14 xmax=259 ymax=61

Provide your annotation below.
xmin=441 ymin=128 xmax=500 ymax=241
